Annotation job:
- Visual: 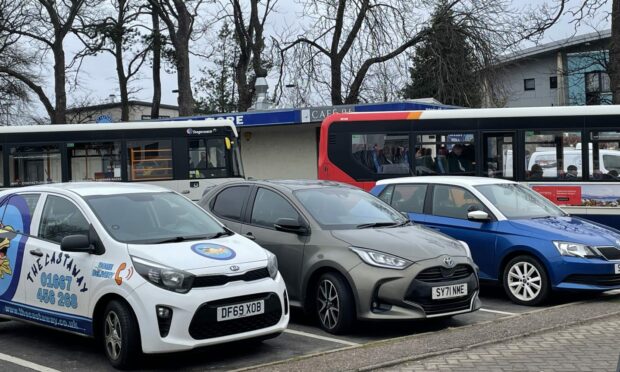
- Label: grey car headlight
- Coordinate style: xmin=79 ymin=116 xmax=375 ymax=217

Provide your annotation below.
xmin=132 ymin=256 xmax=195 ymax=293
xmin=553 ymin=241 xmax=598 ymax=258
xmin=266 ymin=250 xmax=278 ymax=279
xmin=350 ymin=247 xmax=413 ymax=270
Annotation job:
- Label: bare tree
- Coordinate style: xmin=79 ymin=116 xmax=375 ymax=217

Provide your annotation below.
xmin=147 ymin=0 xmax=205 ymax=116
xmin=0 ymin=0 xmax=100 ymax=124
xmin=150 ymin=8 xmax=163 ymax=119
xmin=227 ymin=0 xmax=277 ymax=111
xmin=74 ymin=0 xmax=151 ymax=122
xmin=278 ymin=0 xmax=520 ymax=106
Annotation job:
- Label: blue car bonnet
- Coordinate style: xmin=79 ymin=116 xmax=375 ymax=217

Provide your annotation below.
xmin=508 ymin=216 xmax=620 ymax=247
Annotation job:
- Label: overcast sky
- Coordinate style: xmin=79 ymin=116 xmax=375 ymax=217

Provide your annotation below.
xmin=38 ymin=0 xmax=614 ymax=115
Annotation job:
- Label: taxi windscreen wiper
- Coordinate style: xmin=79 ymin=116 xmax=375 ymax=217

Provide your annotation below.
xmin=151 ymin=235 xmax=209 ymax=244
xmin=356 ymin=222 xmax=399 ymax=229
xmin=205 ymin=230 xmax=234 ymax=239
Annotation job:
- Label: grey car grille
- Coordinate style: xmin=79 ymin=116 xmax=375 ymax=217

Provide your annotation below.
xmin=415 ymin=264 xmax=473 ymax=283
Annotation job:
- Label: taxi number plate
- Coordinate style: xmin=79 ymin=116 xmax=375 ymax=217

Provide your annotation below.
xmin=217 ymin=300 xmax=264 ymax=322
xmin=615 ymin=264 xmax=620 ymax=274
xmin=432 ymin=284 xmax=468 ymax=300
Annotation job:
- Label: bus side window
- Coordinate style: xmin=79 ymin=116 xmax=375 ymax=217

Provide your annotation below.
xmin=589 ymin=131 xmax=620 ymax=180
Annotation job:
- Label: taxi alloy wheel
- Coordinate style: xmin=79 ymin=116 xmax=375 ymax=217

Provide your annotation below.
xmin=503 ymin=255 xmax=550 ymax=306
xmin=102 ymin=300 xmax=141 ymax=369
xmin=315 ymin=272 xmax=354 ymax=334
xmin=105 ymin=311 xmax=122 ymax=360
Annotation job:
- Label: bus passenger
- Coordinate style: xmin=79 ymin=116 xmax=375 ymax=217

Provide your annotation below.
xmin=529 ymin=164 xmax=544 ymax=179
xmin=448 ymin=144 xmax=473 ymax=173
xmin=566 ymin=165 xmax=579 ymax=179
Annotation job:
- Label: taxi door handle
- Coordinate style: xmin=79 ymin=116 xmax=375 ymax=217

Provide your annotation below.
xmin=29 ymin=249 xmax=43 ymax=257
xmin=245 ymin=232 xmax=256 ymax=241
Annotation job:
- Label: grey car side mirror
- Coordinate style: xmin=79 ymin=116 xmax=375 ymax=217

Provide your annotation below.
xmin=274 ymin=218 xmax=310 ymax=236
xmin=467 ymin=210 xmax=490 ymax=222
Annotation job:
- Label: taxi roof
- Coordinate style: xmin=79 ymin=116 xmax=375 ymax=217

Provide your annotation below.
xmin=4 ymin=182 xmax=169 ymax=197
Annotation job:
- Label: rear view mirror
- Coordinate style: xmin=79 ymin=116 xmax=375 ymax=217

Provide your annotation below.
xmin=61 ymin=234 xmax=94 ymax=253
xmin=467 ymin=210 xmax=490 ymax=222
xmin=274 ymin=218 xmax=310 ymax=236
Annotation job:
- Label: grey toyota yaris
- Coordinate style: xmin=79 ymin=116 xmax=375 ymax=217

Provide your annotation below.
xmin=200 ymin=180 xmax=481 ymax=334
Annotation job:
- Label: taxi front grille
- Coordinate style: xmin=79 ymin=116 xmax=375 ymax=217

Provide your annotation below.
xmin=596 ymin=247 xmax=620 ymax=261
xmin=415 ymin=264 xmax=473 ymax=283
xmin=188 ymin=292 xmax=282 ymax=340
xmin=192 ymin=267 xmax=270 ymax=288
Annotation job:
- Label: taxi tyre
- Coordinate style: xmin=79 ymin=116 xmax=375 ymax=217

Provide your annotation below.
xmin=315 ymin=272 xmax=355 ymax=334
xmin=102 ymin=300 xmax=141 ymax=369
xmin=502 ymin=255 xmax=550 ymax=306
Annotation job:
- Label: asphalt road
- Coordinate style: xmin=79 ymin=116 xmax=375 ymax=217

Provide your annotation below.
xmin=0 ymin=286 xmax=617 ymax=372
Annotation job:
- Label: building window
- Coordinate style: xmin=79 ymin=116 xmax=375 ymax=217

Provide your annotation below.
xmin=549 ymin=76 xmax=558 ymax=89
xmin=524 ymin=78 xmax=535 ymax=91
xmin=585 ymin=71 xmax=611 ymax=105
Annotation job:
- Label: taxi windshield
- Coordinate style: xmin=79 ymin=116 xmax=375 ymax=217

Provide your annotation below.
xmin=475 ymin=183 xmax=566 ymax=219
xmin=295 ymin=187 xmax=407 ymax=230
xmin=85 ymin=192 xmax=226 ymax=244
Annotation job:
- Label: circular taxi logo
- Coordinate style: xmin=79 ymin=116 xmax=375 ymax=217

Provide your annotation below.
xmin=191 ymin=243 xmax=236 ymax=260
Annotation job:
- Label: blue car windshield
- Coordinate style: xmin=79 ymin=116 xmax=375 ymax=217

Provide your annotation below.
xmin=475 ymin=184 xmax=566 ymax=219
xmin=295 ymin=187 xmax=407 ymax=229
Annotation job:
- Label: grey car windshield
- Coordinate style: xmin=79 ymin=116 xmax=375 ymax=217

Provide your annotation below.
xmin=295 ymin=187 xmax=407 ymax=229
xmin=85 ymin=192 xmax=226 ymax=244
xmin=475 ymin=184 xmax=566 ymax=219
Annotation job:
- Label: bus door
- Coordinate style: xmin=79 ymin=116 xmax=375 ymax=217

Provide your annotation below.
xmin=482 ymin=133 xmax=515 ymax=179
xmin=185 ymin=137 xmax=233 ymax=201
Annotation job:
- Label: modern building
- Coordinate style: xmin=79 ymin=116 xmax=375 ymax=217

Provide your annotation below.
xmin=66 ymin=100 xmax=179 ymax=123
xmin=486 ymin=30 xmax=611 ymax=107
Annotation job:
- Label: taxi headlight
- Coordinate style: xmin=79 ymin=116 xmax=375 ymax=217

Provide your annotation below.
xmin=552 ymin=241 xmax=598 ymax=258
xmin=350 ymin=247 xmax=413 ymax=270
xmin=132 ymin=256 xmax=195 ymax=293
xmin=266 ymin=251 xmax=278 ymax=279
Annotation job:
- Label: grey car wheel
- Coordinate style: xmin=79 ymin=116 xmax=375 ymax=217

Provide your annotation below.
xmin=315 ymin=272 xmax=355 ymax=334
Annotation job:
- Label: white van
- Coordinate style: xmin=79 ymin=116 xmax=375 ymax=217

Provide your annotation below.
xmin=504 ymin=149 xmax=620 ymax=178
xmin=0 ymin=183 xmax=288 ymax=368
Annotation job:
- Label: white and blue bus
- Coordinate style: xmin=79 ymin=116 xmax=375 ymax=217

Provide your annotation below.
xmin=0 ymin=120 xmax=243 ymax=200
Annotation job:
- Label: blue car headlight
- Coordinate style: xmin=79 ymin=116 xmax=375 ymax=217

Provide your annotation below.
xmin=553 ymin=241 xmax=599 ymax=258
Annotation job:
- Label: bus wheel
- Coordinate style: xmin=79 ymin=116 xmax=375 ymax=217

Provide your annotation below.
xmin=102 ymin=300 xmax=141 ymax=369
xmin=503 ymin=255 xmax=550 ymax=306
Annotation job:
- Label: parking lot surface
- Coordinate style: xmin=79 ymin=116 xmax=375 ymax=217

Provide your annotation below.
xmin=0 ymin=287 xmax=618 ymax=371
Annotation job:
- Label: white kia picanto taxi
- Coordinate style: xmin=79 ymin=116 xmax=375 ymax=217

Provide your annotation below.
xmin=0 ymin=183 xmax=289 ymax=368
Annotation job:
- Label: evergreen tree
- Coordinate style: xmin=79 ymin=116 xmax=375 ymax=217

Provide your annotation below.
xmin=402 ymin=1 xmax=482 ymax=107
xmin=194 ymin=22 xmax=239 ymax=114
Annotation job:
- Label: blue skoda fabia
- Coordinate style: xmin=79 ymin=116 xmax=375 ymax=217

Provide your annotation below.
xmin=370 ymin=176 xmax=620 ymax=305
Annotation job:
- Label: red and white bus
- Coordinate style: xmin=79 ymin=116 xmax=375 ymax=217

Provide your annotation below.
xmin=318 ymin=106 xmax=620 ymax=228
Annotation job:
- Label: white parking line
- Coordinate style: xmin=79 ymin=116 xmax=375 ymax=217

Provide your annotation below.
xmin=284 ymin=329 xmax=360 ymax=346
xmin=0 ymin=352 xmax=61 ymax=372
xmin=479 ymin=308 xmax=517 ymax=316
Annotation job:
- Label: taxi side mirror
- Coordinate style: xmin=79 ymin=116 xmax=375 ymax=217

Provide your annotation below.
xmin=61 ymin=234 xmax=94 ymax=253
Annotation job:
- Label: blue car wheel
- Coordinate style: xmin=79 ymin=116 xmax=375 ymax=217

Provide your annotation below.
xmin=502 ymin=255 xmax=550 ymax=306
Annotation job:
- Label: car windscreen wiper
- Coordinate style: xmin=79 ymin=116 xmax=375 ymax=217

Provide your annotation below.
xmin=205 ymin=230 xmax=234 ymax=239
xmin=151 ymin=235 xmax=209 ymax=244
xmin=356 ymin=222 xmax=399 ymax=229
